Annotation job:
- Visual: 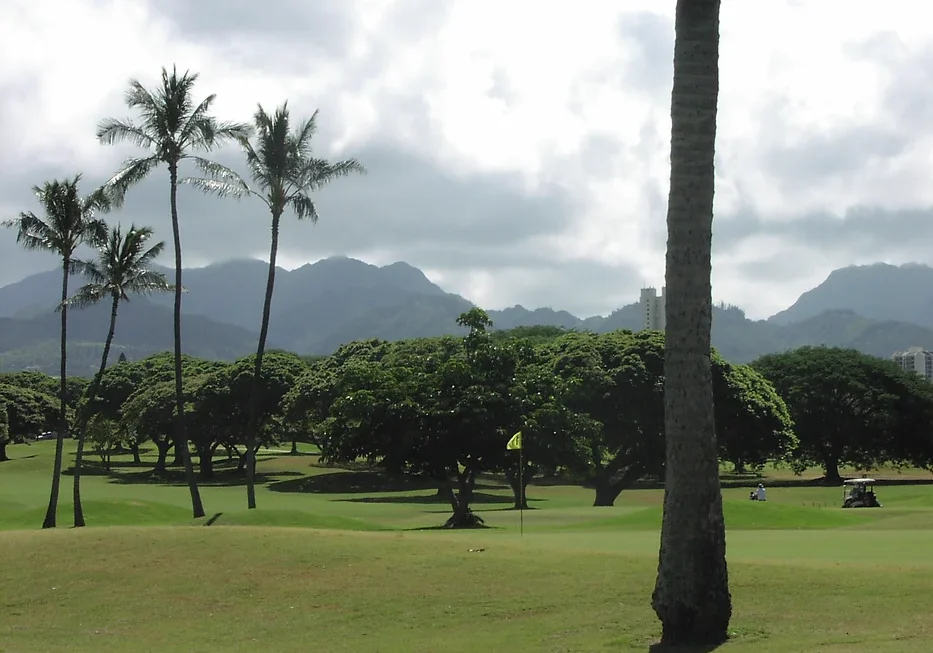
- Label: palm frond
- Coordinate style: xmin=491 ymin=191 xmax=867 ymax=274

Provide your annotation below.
xmin=125 ymin=269 xmax=172 ymax=298
xmin=182 ymin=157 xmax=261 ymax=203
xmin=83 ymin=218 xmax=109 ymax=248
xmin=304 ymin=157 xmax=366 ymax=191
xmin=60 ymin=284 xmax=107 ymax=311
xmin=102 ymin=157 xmax=159 ymax=206
xmin=70 ymin=258 xmax=108 ymax=285
xmin=288 ymin=194 xmax=319 ymax=222
xmin=96 ymin=118 xmax=158 ymax=149
xmin=2 ymin=211 xmax=59 ymax=252
xmin=293 ymin=110 xmax=319 ymax=155
xmin=181 ymin=177 xmax=254 ymax=201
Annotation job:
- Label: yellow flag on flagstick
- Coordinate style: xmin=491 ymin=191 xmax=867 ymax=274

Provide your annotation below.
xmin=506 ymin=431 xmax=522 ymax=451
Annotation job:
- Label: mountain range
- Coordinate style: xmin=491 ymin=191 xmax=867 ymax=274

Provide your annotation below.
xmin=2 ymin=257 xmax=932 ymax=375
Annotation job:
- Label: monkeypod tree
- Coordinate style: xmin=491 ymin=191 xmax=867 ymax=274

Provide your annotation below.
xmin=713 ymin=360 xmax=797 ymax=474
xmin=753 ymin=346 xmax=933 ymax=482
xmin=0 ymin=383 xmax=60 ymax=462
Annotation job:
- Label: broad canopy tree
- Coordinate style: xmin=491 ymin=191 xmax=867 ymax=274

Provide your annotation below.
xmin=752 ymin=346 xmax=933 ymax=482
xmin=544 ymin=330 xmax=793 ymax=506
xmin=0 ymin=383 xmax=59 ymax=462
xmin=286 ymin=321 xmax=794 ymax=523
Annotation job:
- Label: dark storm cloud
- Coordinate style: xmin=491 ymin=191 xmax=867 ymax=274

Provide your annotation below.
xmin=151 ymin=0 xmax=358 ymax=55
xmin=732 ymin=251 xmax=824 ymax=283
xmin=149 ymin=0 xmax=454 ymax=82
xmin=760 ymin=121 xmax=909 ymax=192
xmin=715 ymin=205 xmax=933 ymax=259
xmin=0 ymin=139 xmax=574 ymax=286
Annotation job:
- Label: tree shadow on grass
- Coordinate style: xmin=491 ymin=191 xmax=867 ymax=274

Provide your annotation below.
xmin=406 ymin=523 xmax=496 ymax=531
xmin=338 ymin=491 xmax=515 ymax=506
xmin=267 ymin=470 xmax=504 ymax=495
xmin=99 ymin=466 xmax=303 ymax=488
xmin=646 ymin=644 xmax=723 ymax=653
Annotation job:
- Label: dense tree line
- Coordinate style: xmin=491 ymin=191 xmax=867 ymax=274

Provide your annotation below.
xmin=9 ymin=311 xmax=933 ymax=526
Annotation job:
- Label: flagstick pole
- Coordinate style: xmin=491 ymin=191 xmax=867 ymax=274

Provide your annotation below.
xmin=519 ymin=447 xmax=524 ymax=538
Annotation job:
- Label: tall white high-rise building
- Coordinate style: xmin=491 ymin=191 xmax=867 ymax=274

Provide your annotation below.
xmin=640 ymin=286 xmax=666 ymax=331
xmin=892 ymin=346 xmax=933 ymax=382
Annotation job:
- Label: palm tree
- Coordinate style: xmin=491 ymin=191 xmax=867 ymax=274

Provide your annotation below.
xmin=1 ymin=176 xmax=108 ymax=529
xmin=186 ymin=102 xmax=364 ymax=509
xmin=66 ymin=224 xmax=171 ymax=527
xmin=97 ymin=65 xmax=249 ymax=519
xmin=650 ymin=0 xmax=731 ymax=646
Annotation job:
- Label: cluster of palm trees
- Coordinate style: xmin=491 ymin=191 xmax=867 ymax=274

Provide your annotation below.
xmin=3 ymin=65 xmax=364 ymax=529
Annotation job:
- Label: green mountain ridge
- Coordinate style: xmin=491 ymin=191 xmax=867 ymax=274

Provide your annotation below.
xmin=2 ymin=258 xmax=933 ymax=374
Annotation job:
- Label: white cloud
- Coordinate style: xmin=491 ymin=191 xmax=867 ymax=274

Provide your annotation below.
xmin=2 ymin=0 xmax=933 ymax=320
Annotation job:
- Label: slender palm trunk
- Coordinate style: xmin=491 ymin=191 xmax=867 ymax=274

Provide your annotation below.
xmin=42 ymin=257 xmax=71 ymax=529
xmin=73 ymin=294 xmax=120 ymax=527
xmin=246 ymin=211 xmax=281 ymax=509
xmin=651 ymin=0 xmax=731 ymax=646
xmin=169 ymin=161 xmax=205 ymax=519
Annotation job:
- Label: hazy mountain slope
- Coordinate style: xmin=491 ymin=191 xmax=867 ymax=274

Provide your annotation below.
xmin=768 ymin=263 xmax=933 ymax=326
xmin=5 ymin=256 xmax=933 ymax=372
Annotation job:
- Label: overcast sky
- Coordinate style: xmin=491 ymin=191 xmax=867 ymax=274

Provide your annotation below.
xmin=2 ymin=0 xmax=932 ymax=320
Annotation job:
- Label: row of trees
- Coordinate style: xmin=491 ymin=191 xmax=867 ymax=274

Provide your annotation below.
xmin=2 ymin=66 xmax=364 ymax=528
xmin=5 ymin=319 xmax=932 ymax=521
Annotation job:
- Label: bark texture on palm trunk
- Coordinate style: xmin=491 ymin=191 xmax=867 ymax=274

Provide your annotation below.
xmin=246 ymin=212 xmax=282 ymax=510
xmin=651 ymin=0 xmax=731 ymax=646
xmin=169 ymin=162 xmax=206 ymax=519
xmin=73 ymin=294 xmax=120 ymax=527
xmin=42 ymin=258 xmax=71 ymax=530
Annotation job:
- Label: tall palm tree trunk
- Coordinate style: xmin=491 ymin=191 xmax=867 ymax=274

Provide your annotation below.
xmin=246 ymin=211 xmax=281 ymax=509
xmin=42 ymin=258 xmax=71 ymax=529
xmin=651 ymin=0 xmax=731 ymax=646
xmin=169 ymin=162 xmax=205 ymax=519
xmin=73 ymin=294 xmax=120 ymax=527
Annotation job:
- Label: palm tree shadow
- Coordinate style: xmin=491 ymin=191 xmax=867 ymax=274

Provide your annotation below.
xmin=647 ymin=643 xmax=724 ymax=653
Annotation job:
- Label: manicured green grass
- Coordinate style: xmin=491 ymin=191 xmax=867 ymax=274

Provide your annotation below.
xmin=2 ymin=440 xmax=933 ymax=651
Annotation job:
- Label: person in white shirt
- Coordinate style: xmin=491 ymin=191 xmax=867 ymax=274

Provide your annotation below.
xmin=756 ymin=483 xmax=766 ymax=502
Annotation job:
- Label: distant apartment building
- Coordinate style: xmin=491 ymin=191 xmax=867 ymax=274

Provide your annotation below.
xmin=892 ymin=346 xmax=933 ymax=382
xmin=640 ymin=286 xmax=666 ymax=331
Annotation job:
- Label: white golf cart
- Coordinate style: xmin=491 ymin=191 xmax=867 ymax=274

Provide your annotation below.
xmin=842 ymin=478 xmax=882 ymax=509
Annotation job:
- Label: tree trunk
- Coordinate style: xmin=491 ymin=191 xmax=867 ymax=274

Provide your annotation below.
xmin=442 ymin=467 xmax=484 ymax=528
xmin=591 ymin=465 xmax=645 ymax=507
xmin=131 ymin=442 xmax=141 ymax=464
xmin=197 ymin=447 xmax=214 ymax=480
xmin=504 ymin=467 xmax=530 ymax=510
xmin=169 ymin=161 xmax=205 ymax=519
xmin=246 ymin=211 xmax=282 ymax=510
xmin=593 ymin=480 xmax=624 ymax=508
xmin=651 ymin=0 xmax=731 ymax=646
xmin=0 ymin=441 xmax=8 ymax=462
xmin=290 ymin=438 xmax=299 ymax=455
xmin=733 ymin=459 xmax=746 ymax=474
xmin=170 ymin=444 xmax=183 ymax=467
xmin=42 ymin=257 xmax=71 ymax=530
xmin=153 ymin=438 xmax=171 ymax=473
xmin=73 ymin=294 xmax=120 ymax=528
xmin=823 ymin=457 xmax=841 ymax=484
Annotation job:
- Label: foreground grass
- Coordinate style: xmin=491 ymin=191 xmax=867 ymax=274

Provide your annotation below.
xmin=1 ymin=527 xmax=932 ymax=652
xmin=2 ymin=441 xmax=933 ymax=651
